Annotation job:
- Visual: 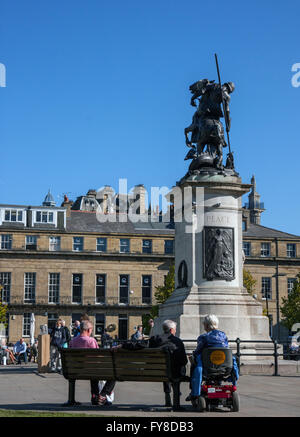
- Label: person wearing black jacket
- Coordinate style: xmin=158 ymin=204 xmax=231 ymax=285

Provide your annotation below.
xmin=101 ymin=329 xmax=112 ymax=348
xmin=61 ymin=320 xmax=71 ymax=347
xmin=50 ymin=319 xmax=66 ymax=373
xmin=149 ymin=320 xmax=188 ymax=408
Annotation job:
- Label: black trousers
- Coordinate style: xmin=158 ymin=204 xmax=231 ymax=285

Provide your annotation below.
xmin=90 ymin=380 xmax=116 ymax=397
xmin=163 ymin=382 xmax=171 ymax=393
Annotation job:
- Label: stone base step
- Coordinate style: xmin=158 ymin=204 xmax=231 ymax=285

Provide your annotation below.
xmin=239 ymin=359 xmax=300 ymax=375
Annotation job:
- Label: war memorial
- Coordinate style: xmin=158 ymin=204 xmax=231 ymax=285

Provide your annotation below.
xmin=153 ymin=56 xmax=271 ymax=355
xmin=0 ymin=56 xmax=299 ymax=421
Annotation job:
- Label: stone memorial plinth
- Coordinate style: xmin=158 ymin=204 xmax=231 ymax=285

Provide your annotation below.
xmin=153 ymin=172 xmax=271 ymax=356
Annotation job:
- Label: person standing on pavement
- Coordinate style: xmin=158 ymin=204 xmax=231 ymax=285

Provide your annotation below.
xmin=101 ymin=329 xmax=112 ymax=348
xmin=72 ymin=320 xmax=81 ymax=338
xmin=69 ymin=320 xmax=116 ymax=406
xmin=31 ymin=339 xmax=38 ymax=363
xmin=61 ymin=320 xmax=71 ymax=348
xmin=148 ymin=319 xmax=155 ymax=337
xmin=50 ymin=319 xmax=66 ymax=373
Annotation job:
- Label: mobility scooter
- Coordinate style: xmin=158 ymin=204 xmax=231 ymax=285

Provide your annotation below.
xmin=192 ymin=347 xmax=240 ymax=412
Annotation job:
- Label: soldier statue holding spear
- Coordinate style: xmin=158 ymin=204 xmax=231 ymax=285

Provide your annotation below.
xmin=184 ymin=54 xmax=235 ymax=174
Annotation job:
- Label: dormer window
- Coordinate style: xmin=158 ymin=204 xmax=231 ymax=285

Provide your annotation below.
xmin=4 ymin=210 xmax=23 ymax=222
xmin=35 ymin=211 xmax=54 ymax=223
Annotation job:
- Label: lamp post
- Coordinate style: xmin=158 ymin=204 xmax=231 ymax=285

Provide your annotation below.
xmin=264 ymin=292 xmax=273 ymax=338
xmin=272 ymin=270 xmax=287 ymax=342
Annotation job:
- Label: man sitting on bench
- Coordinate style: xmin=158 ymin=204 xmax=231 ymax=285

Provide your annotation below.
xmin=69 ymin=320 xmax=115 ymax=406
xmin=149 ymin=319 xmax=188 ymax=407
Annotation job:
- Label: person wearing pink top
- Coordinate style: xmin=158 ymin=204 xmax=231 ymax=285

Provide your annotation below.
xmin=70 ymin=334 xmax=98 ymax=349
xmin=69 ymin=320 xmax=115 ymax=406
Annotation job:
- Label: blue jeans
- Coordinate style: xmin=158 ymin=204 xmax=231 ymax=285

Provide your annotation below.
xmin=16 ymin=352 xmax=28 ymax=364
xmin=191 ymin=354 xmax=239 ymax=396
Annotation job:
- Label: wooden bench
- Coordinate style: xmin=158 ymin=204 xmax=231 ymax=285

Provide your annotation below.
xmin=61 ymin=347 xmax=189 ymax=410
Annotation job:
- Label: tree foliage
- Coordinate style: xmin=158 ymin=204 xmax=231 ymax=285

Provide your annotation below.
xmin=0 ymin=285 xmax=8 ymax=327
xmin=143 ymin=264 xmax=175 ymax=332
xmin=243 ymin=269 xmax=257 ymax=295
xmin=154 ymin=263 xmax=175 ymax=304
xmin=280 ymin=273 xmax=300 ymax=330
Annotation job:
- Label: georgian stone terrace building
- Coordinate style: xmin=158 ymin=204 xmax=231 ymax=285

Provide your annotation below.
xmin=0 ymin=187 xmax=174 ymax=342
xmin=0 ymin=178 xmax=299 ymax=343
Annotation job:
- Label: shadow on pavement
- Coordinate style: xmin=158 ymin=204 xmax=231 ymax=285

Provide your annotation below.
xmin=0 ymin=365 xmax=38 ymax=375
xmin=0 ymin=403 xmax=190 ymax=413
xmin=0 ymin=402 xmax=231 ymax=415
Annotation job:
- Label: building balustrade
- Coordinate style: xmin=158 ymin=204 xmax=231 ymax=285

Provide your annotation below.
xmin=0 ymin=247 xmax=174 ymax=256
xmin=8 ymin=295 xmax=152 ymax=307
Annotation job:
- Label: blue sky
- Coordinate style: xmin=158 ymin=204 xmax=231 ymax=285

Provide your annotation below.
xmin=0 ymin=0 xmax=299 ymax=235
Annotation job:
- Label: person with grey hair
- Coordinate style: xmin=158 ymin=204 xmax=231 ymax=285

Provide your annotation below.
xmin=148 ymin=319 xmax=155 ymax=337
xmin=72 ymin=320 xmax=81 ymax=338
xmin=131 ymin=324 xmax=144 ymax=341
xmin=50 ymin=319 xmax=66 ymax=373
xmin=69 ymin=320 xmax=116 ymax=406
xmin=61 ymin=319 xmax=71 ymax=348
xmin=162 ymin=320 xmax=177 ymax=333
xmin=149 ymin=319 xmax=187 ymax=409
xmin=187 ymin=314 xmax=239 ymax=402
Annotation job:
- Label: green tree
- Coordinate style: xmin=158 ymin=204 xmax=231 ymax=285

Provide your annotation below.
xmin=243 ymin=269 xmax=257 ymax=295
xmin=142 ymin=263 xmax=175 ymax=332
xmin=280 ymin=273 xmax=300 ymax=330
xmin=0 ymin=285 xmax=8 ymax=328
xmin=154 ymin=263 xmax=175 ymax=304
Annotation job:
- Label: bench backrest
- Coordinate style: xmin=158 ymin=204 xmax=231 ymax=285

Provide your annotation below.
xmin=61 ymin=348 xmax=172 ymax=382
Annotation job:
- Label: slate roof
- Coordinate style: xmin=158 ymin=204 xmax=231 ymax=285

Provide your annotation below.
xmin=66 ymin=211 xmax=175 ymax=235
xmin=243 ymin=223 xmax=300 ymax=240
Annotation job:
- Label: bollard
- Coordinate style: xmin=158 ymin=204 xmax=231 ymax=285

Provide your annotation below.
xmin=236 ymin=338 xmax=241 ymax=371
xmin=273 ymin=340 xmax=279 ymax=376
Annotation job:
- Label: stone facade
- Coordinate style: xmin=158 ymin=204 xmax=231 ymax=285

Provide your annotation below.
xmin=242 ymin=177 xmax=300 ymax=340
xmin=1 ymin=181 xmax=299 ymax=344
xmin=0 ymin=190 xmax=174 ymax=343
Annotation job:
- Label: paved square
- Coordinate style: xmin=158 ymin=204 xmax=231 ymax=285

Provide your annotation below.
xmin=0 ymin=364 xmax=299 ymax=416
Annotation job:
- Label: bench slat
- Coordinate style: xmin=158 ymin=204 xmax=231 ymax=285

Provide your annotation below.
xmin=113 ymin=350 xmax=167 ymax=355
xmin=116 ymin=376 xmax=170 ymax=382
xmin=65 ymin=358 xmax=112 ymax=366
xmin=66 ymin=374 xmax=115 ymax=380
xmin=115 ymin=364 xmax=167 ymax=370
xmin=116 ymin=370 xmax=168 ymax=376
xmin=65 ymin=363 xmax=114 ymax=370
xmin=115 ymin=358 xmax=167 ymax=364
xmin=66 ymin=373 xmax=115 ymax=378
xmin=64 ymin=351 xmax=111 ymax=357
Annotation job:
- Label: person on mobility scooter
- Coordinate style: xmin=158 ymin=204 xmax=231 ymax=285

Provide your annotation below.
xmin=187 ymin=314 xmax=240 ymax=412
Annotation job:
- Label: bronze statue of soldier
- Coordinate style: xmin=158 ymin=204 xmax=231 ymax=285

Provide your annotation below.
xmin=184 ymin=79 xmax=235 ymax=173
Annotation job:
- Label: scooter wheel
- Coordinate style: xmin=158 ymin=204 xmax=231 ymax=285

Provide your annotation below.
xmin=196 ymin=396 xmax=206 ymax=412
xmin=231 ymin=392 xmax=240 ymax=412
